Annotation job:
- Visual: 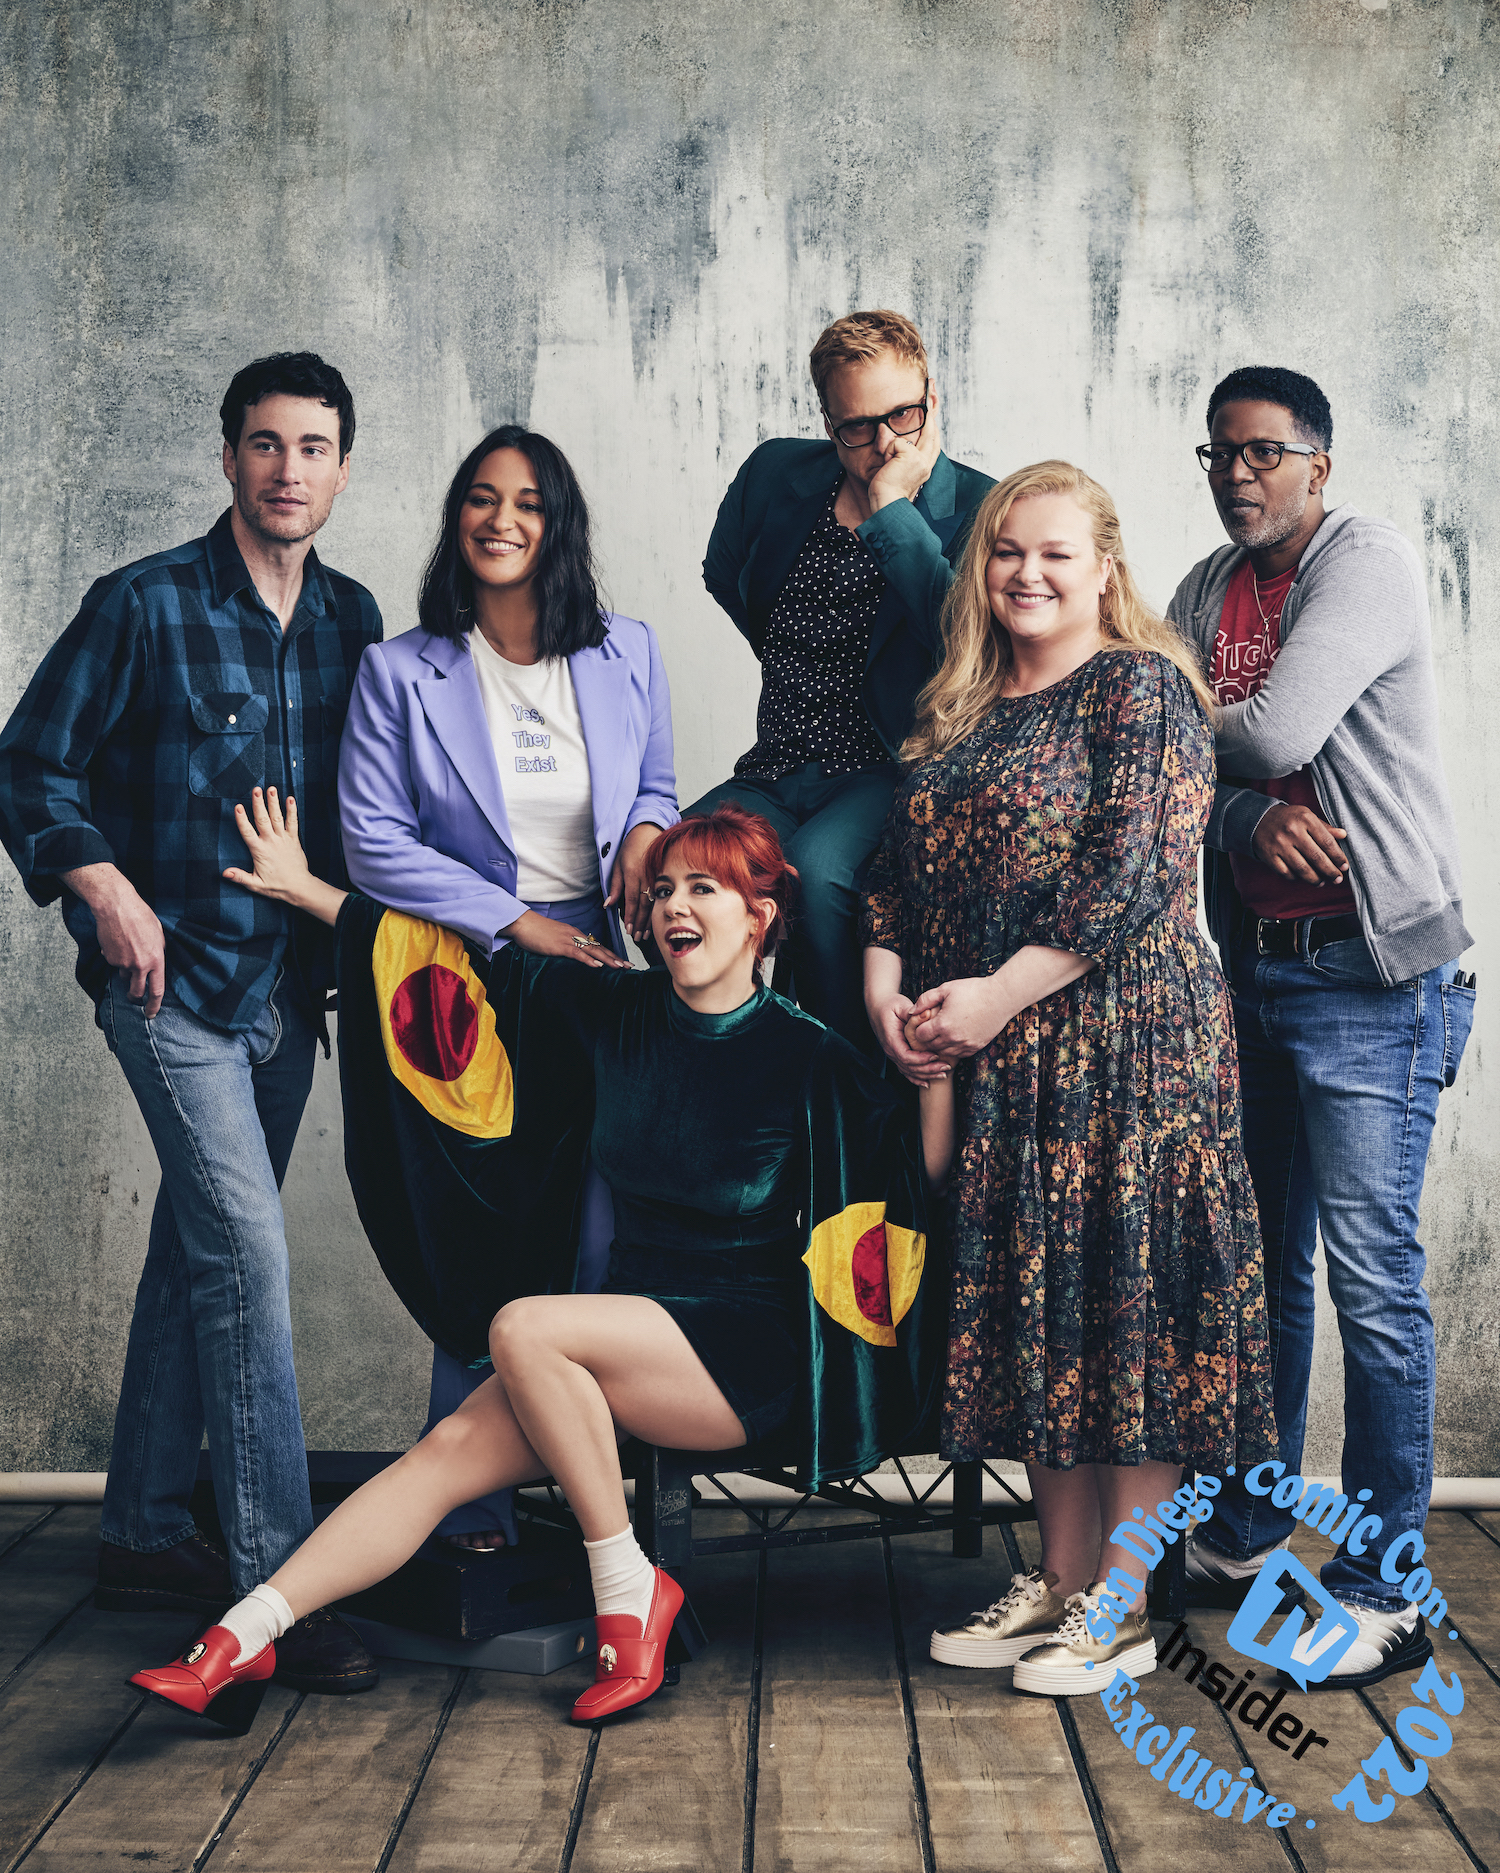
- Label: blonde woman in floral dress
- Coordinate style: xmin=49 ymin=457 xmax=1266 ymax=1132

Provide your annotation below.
xmin=863 ymin=461 xmax=1276 ymax=1696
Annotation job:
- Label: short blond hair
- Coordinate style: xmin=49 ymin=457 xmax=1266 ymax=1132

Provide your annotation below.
xmin=809 ymin=310 xmax=928 ymax=404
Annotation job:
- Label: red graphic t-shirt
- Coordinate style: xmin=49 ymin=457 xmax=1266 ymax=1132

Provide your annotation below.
xmin=1210 ymin=561 xmax=1356 ymax=920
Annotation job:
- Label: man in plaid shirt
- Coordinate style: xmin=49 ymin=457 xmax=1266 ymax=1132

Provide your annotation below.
xmin=0 ymin=352 xmax=383 ymax=1696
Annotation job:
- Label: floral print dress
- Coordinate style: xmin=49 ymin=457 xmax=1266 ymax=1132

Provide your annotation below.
xmin=863 ymin=650 xmax=1276 ymax=1471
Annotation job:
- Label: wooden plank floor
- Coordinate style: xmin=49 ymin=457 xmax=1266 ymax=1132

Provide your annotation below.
xmin=2 ymin=1503 xmax=1496 ymax=1872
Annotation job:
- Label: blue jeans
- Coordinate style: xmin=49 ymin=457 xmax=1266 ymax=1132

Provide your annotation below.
xmin=428 ymin=889 xmax=615 ymax=1542
xmin=686 ymin=762 xmax=898 ymax=1054
xmin=1206 ymin=928 xmax=1474 ymax=1607
xmin=98 ymin=975 xmax=318 ymax=1596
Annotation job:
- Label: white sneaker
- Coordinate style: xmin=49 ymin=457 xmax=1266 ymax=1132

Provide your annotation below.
xmin=1184 ymin=1531 xmax=1288 ymax=1607
xmin=1010 ymin=1585 xmax=1157 ymax=1698
xmin=1288 ymin=1599 xmax=1432 ymax=1690
xmin=930 ymin=1568 xmax=1069 ymax=1668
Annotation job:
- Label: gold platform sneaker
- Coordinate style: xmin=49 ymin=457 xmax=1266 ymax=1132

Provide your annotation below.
xmin=1010 ymin=1584 xmax=1157 ymax=1696
xmin=930 ymin=1568 xmax=1068 ymax=1668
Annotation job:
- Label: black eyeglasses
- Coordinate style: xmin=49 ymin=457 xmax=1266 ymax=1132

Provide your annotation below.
xmin=823 ymin=380 xmax=929 ymax=449
xmin=1196 ymin=440 xmax=1322 ymax=473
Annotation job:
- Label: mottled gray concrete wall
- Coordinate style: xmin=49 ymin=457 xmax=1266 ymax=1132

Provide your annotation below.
xmin=2 ymin=0 xmax=1495 ymax=1473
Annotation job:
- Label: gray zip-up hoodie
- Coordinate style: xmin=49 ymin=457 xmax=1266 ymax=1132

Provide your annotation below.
xmin=1167 ymin=503 xmax=1470 ymax=985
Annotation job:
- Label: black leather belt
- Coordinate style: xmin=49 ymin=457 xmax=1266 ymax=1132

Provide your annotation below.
xmin=1254 ymin=913 xmax=1363 ymax=959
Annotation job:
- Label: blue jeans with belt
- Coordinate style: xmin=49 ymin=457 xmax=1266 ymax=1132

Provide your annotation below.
xmin=1204 ymin=924 xmax=1475 ymax=1608
xmin=98 ymin=973 xmax=318 ymax=1597
xmin=427 ymin=890 xmax=616 ymax=1543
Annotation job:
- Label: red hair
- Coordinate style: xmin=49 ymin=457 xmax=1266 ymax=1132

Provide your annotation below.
xmin=645 ymin=806 xmax=797 ymax=976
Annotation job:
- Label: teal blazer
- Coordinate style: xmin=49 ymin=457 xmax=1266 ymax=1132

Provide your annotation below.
xmin=702 ymin=438 xmax=996 ymax=758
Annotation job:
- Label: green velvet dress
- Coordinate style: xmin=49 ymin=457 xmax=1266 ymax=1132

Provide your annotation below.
xmin=589 ymin=978 xmax=824 ymax=1440
xmin=499 ymin=960 xmax=945 ymax=1470
xmin=337 ymin=888 xmax=947 ymax=1482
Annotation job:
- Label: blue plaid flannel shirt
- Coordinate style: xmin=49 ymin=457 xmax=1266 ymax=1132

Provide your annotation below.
xmin=0 ymin=509 xmax=383 ymax=1033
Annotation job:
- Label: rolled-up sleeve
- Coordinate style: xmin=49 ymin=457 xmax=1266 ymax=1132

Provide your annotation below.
xmin=0 ymin=575 xmax=147 ymax=902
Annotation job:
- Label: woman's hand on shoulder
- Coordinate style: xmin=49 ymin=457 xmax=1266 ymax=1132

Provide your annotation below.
xmin=603 ymin=821 xmax=661 ymax=946
xmin=907 ymin=976 xmax=1013 ymax=1060
xmin=499 ymin=908 xmax=631 ymax=970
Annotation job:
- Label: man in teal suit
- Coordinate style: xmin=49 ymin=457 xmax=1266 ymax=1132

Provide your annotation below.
xmin=695 ymin=309 xmax=995 ymax=1054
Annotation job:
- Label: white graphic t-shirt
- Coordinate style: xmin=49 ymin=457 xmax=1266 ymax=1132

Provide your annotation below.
xmin=468 ymin=630 xmax=598 ymax=904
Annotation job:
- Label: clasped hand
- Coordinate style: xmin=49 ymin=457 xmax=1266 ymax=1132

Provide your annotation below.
xmin=905 ymin=974 xmax=1013 ymax=1061
xmin=868 ymin=972 xmax=1012 ymax=1083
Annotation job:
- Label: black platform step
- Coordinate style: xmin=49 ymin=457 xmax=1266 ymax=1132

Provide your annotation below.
xmin=338 ymin=1517 xmax=593 ymax=1643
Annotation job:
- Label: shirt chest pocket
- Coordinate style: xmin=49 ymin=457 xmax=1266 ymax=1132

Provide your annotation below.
xmin=188 ymin=692 xmax=269 ymax=799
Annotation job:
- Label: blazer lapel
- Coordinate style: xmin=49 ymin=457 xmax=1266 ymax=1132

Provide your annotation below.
xmin=415 ymin=635 xmax=515 ymax=855
xmin=568 ymin=642 xmax=631 ymax=841
xmin=746 ymin=486 xmax=832 ymax=625
xmin=919 ymin=451 xmax=958 ymax=523
xmin=745 ymin=448 xmax=843 ymax=628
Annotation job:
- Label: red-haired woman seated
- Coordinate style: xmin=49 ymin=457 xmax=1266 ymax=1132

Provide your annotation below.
xmin=129 ymin=805 xmax=929 ymax=1729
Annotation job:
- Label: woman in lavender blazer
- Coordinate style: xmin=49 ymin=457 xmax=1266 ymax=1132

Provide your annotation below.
xmin=338 ymin=424 xmax=679 ymax=1548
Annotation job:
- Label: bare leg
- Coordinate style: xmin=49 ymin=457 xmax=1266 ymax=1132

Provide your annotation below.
xmin=1027 ymin=1460 xmax=1185 ymax=1607
xmin=265 ymin=1295 xmax=743 ymax=1619
xmin=1027 ymin=1463 xmax=1103 ymax=1598
xmin=268 ymin=1373 xmax=543 ymax=1616
xmin=490 ymin=1293 xmax=745 ymax=1540
xmin=1094 ymin=1461 xmax=1184 ymax=1610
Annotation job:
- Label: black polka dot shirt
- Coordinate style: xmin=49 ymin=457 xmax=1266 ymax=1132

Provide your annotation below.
xmin=736 ymin=483 xmax=890 ymax=778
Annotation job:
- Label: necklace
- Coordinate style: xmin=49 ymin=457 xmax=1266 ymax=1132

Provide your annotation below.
xmin=1251 ymin=569 xmax=1291 ymax=636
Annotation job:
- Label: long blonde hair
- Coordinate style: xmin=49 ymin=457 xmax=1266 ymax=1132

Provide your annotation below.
xmin=902 ymin=460 xmax=1215 ymax=764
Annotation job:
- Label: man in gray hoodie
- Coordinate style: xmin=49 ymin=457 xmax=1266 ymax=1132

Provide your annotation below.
xmin=1167 ymin=365 xmax=1474 ymax=1690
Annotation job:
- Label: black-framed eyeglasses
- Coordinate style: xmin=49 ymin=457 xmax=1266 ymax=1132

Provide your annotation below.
xmin=1196 ymin=440 xmax=1322 ymax=473
xmin=823 ymin=380 xmax=929 ymax=449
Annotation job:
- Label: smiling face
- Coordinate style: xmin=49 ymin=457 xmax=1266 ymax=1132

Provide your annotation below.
xmin=984 ymin=491 xmax=1112 ymax=656
xmin=651 ymin=857 xmax=771 ymax=1012
xmin=1208 ymin=398 xmax=1327 ymax=551
xmin=222 ymin=392 xmax=349 ymax=545
xmin=458 ymin=448 xmax=546 ymax=593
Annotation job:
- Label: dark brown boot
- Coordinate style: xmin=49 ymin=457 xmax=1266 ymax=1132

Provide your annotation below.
xmin=96 ymin=1530 xmax=234 ymax=1615
xmin=273 ymin=1608 xmax=380 ymax=1694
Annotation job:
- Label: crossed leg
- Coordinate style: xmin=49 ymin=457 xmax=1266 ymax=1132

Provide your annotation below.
xmin=267 ymin=1295 xmax=745 ymax=1619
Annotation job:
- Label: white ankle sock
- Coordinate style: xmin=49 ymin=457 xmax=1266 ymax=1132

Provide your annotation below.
xmin=219 ymin=1583 xmax=295 ymax=1664
xmin=583 ymin=1527 xmax=656 ymax=1631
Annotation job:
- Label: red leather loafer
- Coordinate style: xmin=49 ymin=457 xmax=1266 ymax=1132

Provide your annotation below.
xmin=571 ymin=1568 xmax=686 ymax=1723
xmin=129 ymin=1624 xmax=275 ymax=1733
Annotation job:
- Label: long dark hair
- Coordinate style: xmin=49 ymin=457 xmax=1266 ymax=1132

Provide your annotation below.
xmin=417 ymin=425 xmax=608 ymax=655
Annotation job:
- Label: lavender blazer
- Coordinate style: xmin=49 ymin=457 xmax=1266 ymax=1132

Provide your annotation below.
xmin=338 ymin=616 xmax=679 ymax=955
